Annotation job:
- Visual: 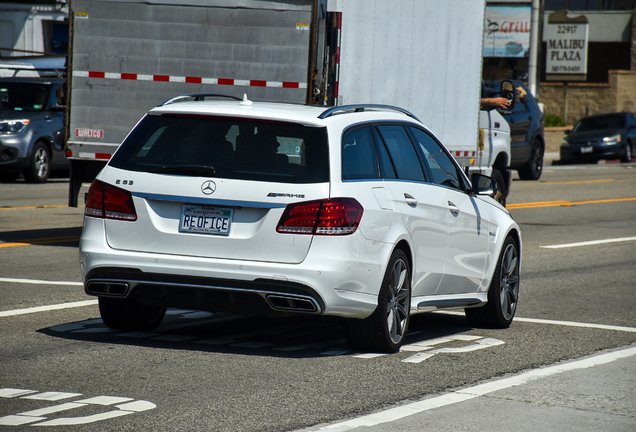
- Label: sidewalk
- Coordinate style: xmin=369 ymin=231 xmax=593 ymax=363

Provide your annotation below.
xmin=297 ymin=343 xmax=636 ymax=432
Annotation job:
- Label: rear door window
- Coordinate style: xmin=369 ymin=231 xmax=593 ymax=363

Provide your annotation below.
xmin=375 ymin=125 xmax=425 ymax=181
xmin=109 ymin=114 xmax=329 ymax=184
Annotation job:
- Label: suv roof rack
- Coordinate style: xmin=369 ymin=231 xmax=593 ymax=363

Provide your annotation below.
xmin=159 ymin=93 xmax=242 ymax=106
xmin=318 ymin=104 xmax=421 ymax=122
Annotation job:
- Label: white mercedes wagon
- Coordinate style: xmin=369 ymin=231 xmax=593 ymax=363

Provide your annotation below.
xmin=79 ymin=94 xmax=521 ymax=353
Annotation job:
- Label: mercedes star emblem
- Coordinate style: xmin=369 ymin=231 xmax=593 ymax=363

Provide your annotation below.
xmin=201 ymin=180 xmax=216 ymax=195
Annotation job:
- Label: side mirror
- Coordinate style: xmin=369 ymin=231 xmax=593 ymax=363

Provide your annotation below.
xmin=471 ymin=173 xmax=495 ymax=196
xmin=500 ymin=80 xmax=515 ymax=111
xmin=564 ymin=129 xmax=571 ymax=135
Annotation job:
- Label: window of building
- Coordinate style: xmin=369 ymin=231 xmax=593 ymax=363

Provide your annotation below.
xmin=545 ymin=0 xmax=635 ymax=10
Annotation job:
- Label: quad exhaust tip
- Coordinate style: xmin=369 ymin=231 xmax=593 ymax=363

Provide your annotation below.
xmin=86 ymin=281 xmax=129 ymax=296
xmin=266 ymin=294 xmax=319 ymax=313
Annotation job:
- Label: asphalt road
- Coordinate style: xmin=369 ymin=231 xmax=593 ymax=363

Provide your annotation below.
xmin=1 ymin=162 xmax=635 ymax=431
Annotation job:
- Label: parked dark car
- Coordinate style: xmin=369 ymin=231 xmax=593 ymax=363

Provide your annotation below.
xmin=486 ymin=79 xmax=545 ymax=180
xmin=0 ymin=77 xmax=67 ymax=182
xmin=559 ymin=112 xmax=636 ymax=164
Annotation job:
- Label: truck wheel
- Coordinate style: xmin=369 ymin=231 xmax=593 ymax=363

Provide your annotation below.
xmin=99 ymin=297 xmax=166 ymax=331
xmin=23 ymin=141 xmax=51 ymax=183
xmin=344 ymin=249 xmax=411 ymax=353
xmin=620 ymin=140 xmax=632 ymax=163
xmin=518 ymin=139 xmax=543 ymax=180
xmin=465 ymin=235 xmax=519 ymax=328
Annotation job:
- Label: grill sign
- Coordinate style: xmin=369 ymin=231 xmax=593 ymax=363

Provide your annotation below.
xmin=76 ymin=128 xmax=104 ymax=138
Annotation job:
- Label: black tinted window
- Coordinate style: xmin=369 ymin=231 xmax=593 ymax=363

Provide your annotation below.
xmin=0 ymin=82 xmax=50 ymax=112
xmin=573 ymin=115 xmax=626 ymax=132
xmin=409 ymin=127 xmax=463 ymax=190
xmin=342 ymin=127 xmax=379 ymax=179
xmin=376 ymin=125 xmax=425 ymax=181
xmin=109 ymin=114 xmax=329 ymax=184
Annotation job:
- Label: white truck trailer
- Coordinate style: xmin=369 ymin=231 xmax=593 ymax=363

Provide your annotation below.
xmin=64 ymin=0 xmax=512 ymax=206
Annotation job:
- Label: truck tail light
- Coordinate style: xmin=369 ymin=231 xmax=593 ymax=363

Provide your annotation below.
xmin=276 ymin=198 xmax=363 ymax=235
xmin=85 ymin=180 xmax=137 ymax=221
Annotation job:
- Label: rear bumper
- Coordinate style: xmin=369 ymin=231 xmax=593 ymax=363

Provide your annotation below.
xmin=560 ymin=143 xmax=623 ymax=162
xmin=80 ymin=217 xmax=390 ymax=319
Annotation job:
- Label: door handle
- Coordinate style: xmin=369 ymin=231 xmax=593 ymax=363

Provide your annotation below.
xmin=404 ymin=193 xmax=418 ymax=208
xmin=448 ymin=201 xmax=460 ymax=215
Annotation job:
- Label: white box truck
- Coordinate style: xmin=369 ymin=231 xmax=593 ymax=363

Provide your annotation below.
xmin=64 ymin=0 xmax=512 ymax=206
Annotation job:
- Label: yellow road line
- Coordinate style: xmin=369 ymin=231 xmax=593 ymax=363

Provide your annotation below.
xmin=539 ymin=179 xmax=614 ymax=185
xmin=508 ymin=197 xmax=636 ymax=209
xmin=0 ymin=236 xmax=80 ymax=248
xmin=0 ymin=205 xmax=73 ymax=210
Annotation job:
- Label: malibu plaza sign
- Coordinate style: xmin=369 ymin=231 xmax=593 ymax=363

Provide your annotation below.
xmin=544 ymin=10 xmax=589 ymax=81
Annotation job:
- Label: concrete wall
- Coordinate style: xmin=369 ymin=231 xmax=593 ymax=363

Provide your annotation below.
xmin=539 ymin=70 xmax=636 ymax=125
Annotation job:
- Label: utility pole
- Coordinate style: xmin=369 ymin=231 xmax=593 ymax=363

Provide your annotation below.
xmin=527 ymin=0 xmax=541 ymax=96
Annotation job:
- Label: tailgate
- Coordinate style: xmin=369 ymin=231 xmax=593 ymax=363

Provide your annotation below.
xmin=103 ymin=176 xmax=329 ymax=264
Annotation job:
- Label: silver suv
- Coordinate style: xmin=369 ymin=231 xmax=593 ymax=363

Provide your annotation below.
xmin=0 ymin=77 xmax=67 ymax=182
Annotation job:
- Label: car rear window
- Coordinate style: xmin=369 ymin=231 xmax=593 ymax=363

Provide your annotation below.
xmin=109 ymin=114 xmax=329 ymax=184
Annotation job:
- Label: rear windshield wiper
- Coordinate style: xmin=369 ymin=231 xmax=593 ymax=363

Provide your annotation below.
xmin=148 ymin=165 xmax=216 ymax=176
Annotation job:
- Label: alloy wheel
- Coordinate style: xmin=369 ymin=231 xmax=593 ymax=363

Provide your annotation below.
xmin=499 ymin=243 xmax=519 ymax=321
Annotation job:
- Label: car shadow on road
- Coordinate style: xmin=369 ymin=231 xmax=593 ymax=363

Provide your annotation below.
xmin=38 ymin=309 xmax=476 ymax=360
xmin=0 ymin=226 xmax=81 ymax=248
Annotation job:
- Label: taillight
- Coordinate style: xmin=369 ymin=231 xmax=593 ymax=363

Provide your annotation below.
xmin=85 ymin=180 xmax=137 ymax=221
xmin=276 ymin=198 xmax=363 ymax=235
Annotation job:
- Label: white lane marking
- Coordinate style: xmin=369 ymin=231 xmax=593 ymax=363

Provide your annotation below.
xmin=317 ymin=345 xmax=636 ymax=431
xmin=0 ymin=278 xmax=82 ymax=286
xmin=437 ymin=311 xmax=636 ymax=333
xmin=0 ymin=389 xmax=157 ymax=427
xmin=115 ymin=401 xmax=156 ymax=412
xmin=0 ymin=415 xmax=45 ymax=426
xmin=34 ymin=410 xmax=134 ymax=426
xmin=514 ymin=317 xmax=636 ymax=333
xmin=0 ymin=389 xmax=37 ymax=398
xmin=541 ymin=236 xmax=636 ymax=249
xmin=402 ymin=337 xmax=505 ymax=364
xmin=18 ymin=402 xmax=87 ymax=417
xmin=0 ymin=300 xmax=98 ymax=318
xmin=23 ymin=392 xmax=82 ymax=401
xmin=74 ymin=396 xmax=133 ymax=405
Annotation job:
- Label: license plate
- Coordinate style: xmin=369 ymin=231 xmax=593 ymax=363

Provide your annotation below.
xmin=580 ymin=146 xmax=593 ymax=154
xmin=179 ymin=205 xmax=233 ymax=236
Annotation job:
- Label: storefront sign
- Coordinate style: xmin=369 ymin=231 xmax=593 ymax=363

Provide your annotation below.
xmin=544 ymin=10 xmax=589 ymax=81
xmin=483 ymin=6 xmax=531 ymax=58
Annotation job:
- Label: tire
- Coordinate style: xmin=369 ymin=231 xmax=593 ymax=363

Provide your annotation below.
xmin=620 ymin=141 xmax=632 ymax=163
xmin=344 ymin=249 xmax=411 ymax=353
xmin=518 ymin=138 xmax=544 ymax=181
xmin=23 ymin=141 xmax=51 ymax=183
xmin=491 ymin=168 xmax=506 ymax=206
xmin=465 ymin=235 xmax=519 ymax=329
xmin=99 ymin=297 xmax=167 ymax=332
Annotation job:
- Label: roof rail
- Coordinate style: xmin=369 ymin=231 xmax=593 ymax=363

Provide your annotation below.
xmin=318 ymin=104 xmax=421 ymax=122
xmin=159 ymin=93 xmax=242 ymax=106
